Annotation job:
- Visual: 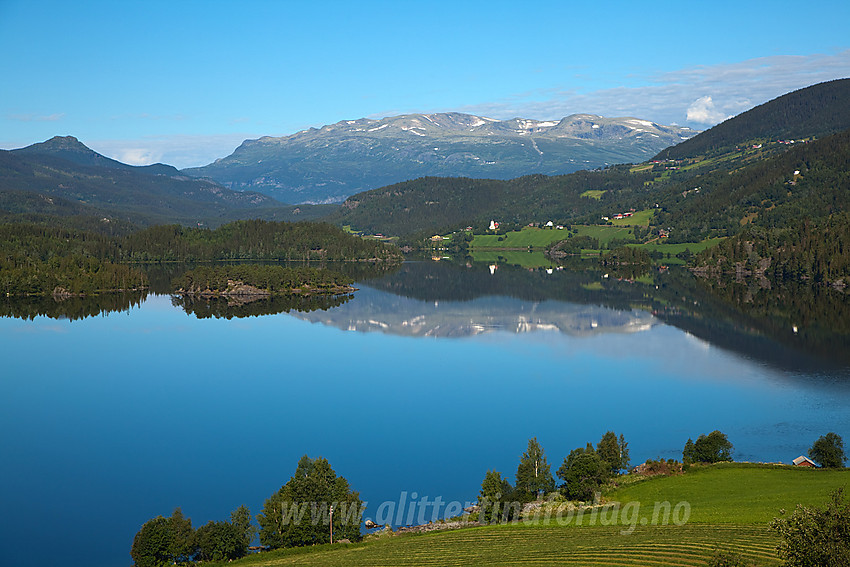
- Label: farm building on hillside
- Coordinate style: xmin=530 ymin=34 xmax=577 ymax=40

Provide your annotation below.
xmin=792 ymin=455 xmax=817 ymax=467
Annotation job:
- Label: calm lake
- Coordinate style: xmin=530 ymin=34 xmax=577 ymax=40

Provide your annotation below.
xmin=1 ymin=260 xmax=849 ymax=567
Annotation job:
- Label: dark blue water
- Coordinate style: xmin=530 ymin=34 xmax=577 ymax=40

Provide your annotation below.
xmin=1 ymin=263 xmax=848 ymax=567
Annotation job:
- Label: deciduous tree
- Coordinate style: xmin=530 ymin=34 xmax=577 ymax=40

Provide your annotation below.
xmin=683 ymin=431 xmax=733 ymax=464
xmin=808 ymin=432 xmax=846 ymax=468
xmin=194 ymin=520 xmax=245 ymax=562
xmin=130 ymin=508 xmax=194 ymax=567
xmin=557 ymin=445 xmax=609 ymax=501
xmin=257 ymin=455 xmax=364 ymax=549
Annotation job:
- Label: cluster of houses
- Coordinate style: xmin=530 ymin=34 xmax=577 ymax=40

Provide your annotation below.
xmin=736 ymin=139 xmax=811 ymax=152
xmin=601 ymin=208 xmax=637 ymax=221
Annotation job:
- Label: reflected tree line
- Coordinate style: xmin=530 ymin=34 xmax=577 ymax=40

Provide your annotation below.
xmin=4 ymin=254 xmax=849 ymax=370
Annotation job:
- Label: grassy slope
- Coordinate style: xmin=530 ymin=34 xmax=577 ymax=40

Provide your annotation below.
xmin=470 ymin=227 xmax=571 ymax=249
xmin=608 ymin=463 xmax=849 ymax=524
xmin=224 ymin=525 xmax=777 ymax=566
xmin=210 ymin=464 xmax=849 ymax=567
xmin=469 ymin=225 xmax=639 ymax=250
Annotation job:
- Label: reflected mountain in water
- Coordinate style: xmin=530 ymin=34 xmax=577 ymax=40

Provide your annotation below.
xmin=3 ymin=258 xmax=848 ymax=373
xmin=294 ymin=287 xmax=656 ymax=337
xmin=321 ymin=261 xmax=850 ymax=373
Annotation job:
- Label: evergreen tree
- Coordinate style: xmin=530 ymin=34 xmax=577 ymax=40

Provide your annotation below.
xmin=478 ymin=470 xmax=519 ymax=524
xmin=619 ymin=433 xmax=631 ymax=471
xmin=515 ymin=437 xmax=556 ymax=500
xmin=596 ymin=431 xmax=629 ymax=474
xmin=230 ymin=504 xmax=257 ymax=550
xmin=683 ymin=438 xmax=697 ymax=464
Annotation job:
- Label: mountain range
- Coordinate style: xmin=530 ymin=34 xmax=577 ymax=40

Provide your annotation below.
xmin=326 ymin=79 xmax=850 ymax=240
xmin=0 ymin=136 xmax=331 ymax=231
xmin=3 ymin=79 xmax=848 ymax=242
xmin=184 ymin=113 xmax=696 ymax=204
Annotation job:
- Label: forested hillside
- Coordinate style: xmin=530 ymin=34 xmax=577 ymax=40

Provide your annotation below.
xmin=655 ymin=78 xmax=850 ymax=160
xmin=0 ymin=137 xmax=332 ymax=229
xmin=326 ymin=167 xmax=658 ymax=241
xmin=655 ymin=128 xmax=850 ymax=242
xmin=122 ymin=220 xmax=403 ymax=262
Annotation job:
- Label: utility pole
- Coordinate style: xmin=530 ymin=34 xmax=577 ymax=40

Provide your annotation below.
xmin=330 ymin=505 xmax=334 ymax=544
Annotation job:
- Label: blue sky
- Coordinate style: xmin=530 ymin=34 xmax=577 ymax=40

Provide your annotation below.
xmin=2 ymin=0 xmax=849 ymax=168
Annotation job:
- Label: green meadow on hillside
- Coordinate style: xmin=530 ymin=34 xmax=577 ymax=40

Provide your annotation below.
xmin=607 ymin=463 xmax=849 ymax=524
xmin=207 ymin=464 xmax=850 ymax=567
xmin=469 ymin=225 xmax=638 ymax=250
xmin=469 ymin=227 xmax=571 ymax=249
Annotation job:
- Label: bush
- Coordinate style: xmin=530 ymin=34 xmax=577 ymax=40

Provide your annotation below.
xmin=707 ymin=549 xmax=750 ymax=566
xmin=770 ymin=488 xmax=850 ymax=566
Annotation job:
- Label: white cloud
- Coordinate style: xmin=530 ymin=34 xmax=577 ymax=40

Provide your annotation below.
xmin=87 ymin=133 xmax=259 ymax=169
xmin=686 ymin=96 xmax=731 ymax=124
xmin=113 ymin=148 xmax=163 ymax=166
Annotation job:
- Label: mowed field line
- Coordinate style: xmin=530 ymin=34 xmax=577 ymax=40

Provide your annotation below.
xmin=233 ymin=524 xmax=779 ymax=566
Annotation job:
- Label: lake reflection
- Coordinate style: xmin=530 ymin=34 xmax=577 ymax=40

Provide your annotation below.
xmin=1 ymin=261 xmax=848 ymax=567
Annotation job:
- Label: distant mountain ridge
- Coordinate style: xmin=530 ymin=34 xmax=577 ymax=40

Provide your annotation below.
xmin=0 ymin=137 xmax=329 ymax=230
xmin=327 ymin=80 xmax=850 ymax=241
xmin=184 ymin=112 xmax=696 ymax=204
xmin=14 ymin=135 xmax=180 ymax=176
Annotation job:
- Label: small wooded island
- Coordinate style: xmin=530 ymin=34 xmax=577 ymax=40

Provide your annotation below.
xmin=173 ymin=265 xmax=356 ymax=297
xmin=0 ymin=220 xmax=401 ymax=297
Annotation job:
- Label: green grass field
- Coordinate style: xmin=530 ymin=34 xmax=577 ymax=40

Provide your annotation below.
xmin=470 ymin=226 xmax=636 ymax=250
xmin=209 ymin=464 xmax=849 ymax=567
xmin=608 ymin=463 xmax=849 ymax=524
xmin=468 ymin=225 xmax=722 ymax=268
xmin=469 ymin=227 xmax=569 ymax=250
xmin=221 ymin=524 xmax=779 ymax=566
xmin=470 ymin=227 xmax=571 ymax=249
xmin=581 ymin=189 xmax=607 ymax=200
